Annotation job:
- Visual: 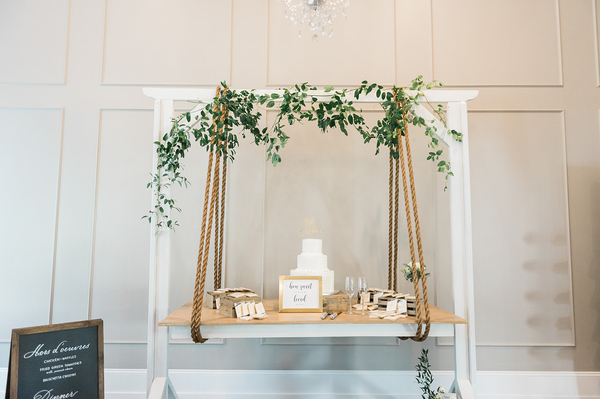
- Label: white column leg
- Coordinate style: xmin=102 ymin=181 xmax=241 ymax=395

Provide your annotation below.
xmin=147 ymin=99 xmax=175 ymax=396
xmin=447 ymin=101 xmax=477 ymax=398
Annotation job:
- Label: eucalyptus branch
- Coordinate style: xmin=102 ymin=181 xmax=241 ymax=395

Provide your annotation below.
xmin=415 ymin=349 xmax=448 ymax=399
xmin=145 ymin=77 xmax=463 ymax=229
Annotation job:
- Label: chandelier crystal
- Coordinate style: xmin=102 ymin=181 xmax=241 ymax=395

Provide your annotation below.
xmin=279 ymin=0 xmax=350 ymax=41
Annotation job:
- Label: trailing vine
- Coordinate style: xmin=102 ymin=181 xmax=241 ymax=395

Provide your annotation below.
xmin=415 ymin=349 xmax=448 ymax=399
xmin=143 ymin=76 xmax=463 ymax=229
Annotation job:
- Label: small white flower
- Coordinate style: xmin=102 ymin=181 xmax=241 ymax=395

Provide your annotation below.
xmin=439 ymin=387 xmax=446 ymax=393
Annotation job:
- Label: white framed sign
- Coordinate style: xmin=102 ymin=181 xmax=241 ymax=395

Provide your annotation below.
xmin=278 ymin=276 xmax=323 ymax=313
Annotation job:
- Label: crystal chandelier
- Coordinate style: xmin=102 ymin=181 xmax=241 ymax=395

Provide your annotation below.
xmin=279 ymin=0 xmax=350 ymax=42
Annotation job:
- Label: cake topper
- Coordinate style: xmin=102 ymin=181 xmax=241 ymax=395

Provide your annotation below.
xmin=299 ymin=217 xmax=326 ymax=238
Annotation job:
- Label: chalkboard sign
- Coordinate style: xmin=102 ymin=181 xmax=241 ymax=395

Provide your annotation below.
xmin=6 ymin=319 xmax=104 ymax=399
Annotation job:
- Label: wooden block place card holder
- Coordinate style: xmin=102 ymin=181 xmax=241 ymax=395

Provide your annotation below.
xmin=219 ymin=293 xmax=262 ymax=318
xmin=206 ymin=287 xmax=256 ymax=309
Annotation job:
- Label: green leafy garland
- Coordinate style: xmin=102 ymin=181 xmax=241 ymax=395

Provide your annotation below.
xmin=144 ymin=76 xmax=463 ymax=229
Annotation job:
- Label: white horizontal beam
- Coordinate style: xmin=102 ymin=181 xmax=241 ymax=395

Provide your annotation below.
xmin=168 ymin=324 xmax=455 ymax=340
xmin=143 ymin=87 xmax=478 ymax=104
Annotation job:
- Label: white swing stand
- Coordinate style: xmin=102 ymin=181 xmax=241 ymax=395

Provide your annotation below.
xmin=143 ymin=87 xmax=478 ymax=399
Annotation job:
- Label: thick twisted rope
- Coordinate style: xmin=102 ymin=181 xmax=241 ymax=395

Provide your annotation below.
xmin=191 ymin=87 xmax=229 ymax=343
xmin=388 ymin=146 xmax=400 ymax=292
xmin=392 ymin=89 xmax=430 ymax=341
xmin=400 ymin=94 xmax=430 ymax=341
xmin=217 ymin=131 xmax=228 ymax=289
xmin=213 ymin=154 xmax=221 ymax=291
xmin=393 ymin=147 xmax=399 ymax=292
xmin=388 ymin=153 xmax=393 ymax=291
xmin=215 ymin=102 xmax=228 ymax=289
xmin=212 ymin=100 xmax=228 ymax=290
xmin=210 ymin=146 xmax=222 ymax=289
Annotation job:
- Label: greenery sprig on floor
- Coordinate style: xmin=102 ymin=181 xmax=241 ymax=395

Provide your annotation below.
xmin=416 ymin=349 xmax=449 ymax=399
xmin=144 ymin=76 xmax=463 ymax=229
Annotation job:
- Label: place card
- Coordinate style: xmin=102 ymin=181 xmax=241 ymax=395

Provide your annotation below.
xmin=373 ymin=292 xmax=384 ymax=304
xmin=397 ymin=299 xmax=407 ymax=313
xmin=360 ymin=292 xmax=370 ymax=304
xmin=386 ymin=299 xmax=398 ymax=312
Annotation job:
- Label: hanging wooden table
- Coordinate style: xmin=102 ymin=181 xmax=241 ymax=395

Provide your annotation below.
xmin=160 ymin=299 xmax=466 ymax=339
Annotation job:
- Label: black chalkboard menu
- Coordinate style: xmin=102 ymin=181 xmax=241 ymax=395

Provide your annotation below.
xmin=6 ymin=319 xmax=104 ymax=399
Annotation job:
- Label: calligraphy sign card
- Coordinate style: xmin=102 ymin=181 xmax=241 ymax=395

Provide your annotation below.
xmin=279 ymin=276 xmax=323 ymax=313
xmin=6 ymin=319 xmax=104 ymax=399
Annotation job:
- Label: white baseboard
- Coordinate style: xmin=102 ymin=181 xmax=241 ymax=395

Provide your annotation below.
xmin=1 ymin=368 xmax=599 ymax=398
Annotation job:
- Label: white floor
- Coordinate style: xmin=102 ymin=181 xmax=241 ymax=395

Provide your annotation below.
xmin=2 ymin=369 xmax=599 ymax=398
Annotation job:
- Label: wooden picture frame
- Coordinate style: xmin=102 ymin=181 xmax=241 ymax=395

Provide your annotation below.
xmin=279 ymin=276 xmax=323 ymax=313
xmin=7 ymin=319 xmax=104 ymax=399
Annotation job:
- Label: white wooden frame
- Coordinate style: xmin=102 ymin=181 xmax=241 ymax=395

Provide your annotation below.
xmin=143 ymin=87 xmax=479 ymax=399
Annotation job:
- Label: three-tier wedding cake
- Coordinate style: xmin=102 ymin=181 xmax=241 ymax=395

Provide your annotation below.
xmin=290 ymin=238 xmax=335 ymax=295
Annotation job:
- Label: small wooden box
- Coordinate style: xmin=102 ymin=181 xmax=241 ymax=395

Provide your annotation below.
xmin=366 ymin=288 xmax=394 ymax=303
xmin=206 ymin=291 xmax=224 ymax=309
xmin=322 ymin=291 xmax=350 ymax=314
xmin=406 ymin=296 xmax=417 ymax=316
xmin=206 ymin=288 xmax=256 ymax=309
xmin=378 ymin=294 xmax=407 ymax=311
xmin=219 ymin=294 xmax=262 ymax=318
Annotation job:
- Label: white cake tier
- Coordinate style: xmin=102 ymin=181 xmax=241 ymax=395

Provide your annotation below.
xmin=289 ymin=269 xmax=335 ymax=295
xmin=301 ymin=238 xmax=322 ymax=254
xmin=297 ymin=254 xmax=327 ymax=270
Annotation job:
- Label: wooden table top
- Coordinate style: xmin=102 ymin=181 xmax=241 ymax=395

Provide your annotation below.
xmin=159 ymin=299 xmax=466 ymax=327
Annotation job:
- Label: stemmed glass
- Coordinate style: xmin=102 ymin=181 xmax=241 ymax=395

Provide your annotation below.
xmin=345 ymin=276 xmax=355 ymax=315
xmin=358 ymin=276 xmax=367 ymax=315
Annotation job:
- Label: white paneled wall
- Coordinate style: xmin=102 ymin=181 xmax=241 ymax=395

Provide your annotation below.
xmin=1 ymin=0 xmax=599 ymax=378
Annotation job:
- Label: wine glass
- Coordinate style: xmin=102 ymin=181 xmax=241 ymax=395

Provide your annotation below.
xmin=345 ymin=276 xmax=355 ymax=315
xmin=358 ymin=276 xmax=367 ymax=315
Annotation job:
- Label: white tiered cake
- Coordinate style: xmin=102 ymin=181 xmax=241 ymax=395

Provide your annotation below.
xmin=290 ymin=238 xmax=335 ymax=295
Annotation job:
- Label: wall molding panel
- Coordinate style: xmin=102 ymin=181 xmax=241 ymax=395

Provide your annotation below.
xmin=101 ymin=0 xmax=233 ymax=86
xmin=468 ymin=109 xmax=575 ymax=347
xmin=0 ymin=107 xmax=65 ymax=339
xmin=266 ymin=0 xmax=396 ymax=87
xmin=0 ymin=0 xmax=71 ymax=85
xmin=431 ymin=0 xmax=564 ymax=87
